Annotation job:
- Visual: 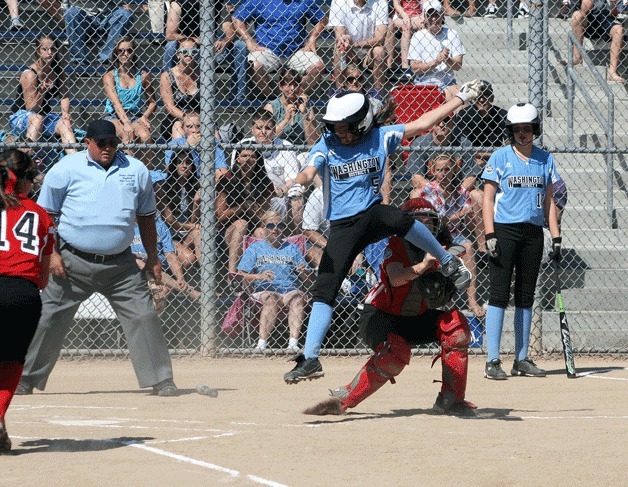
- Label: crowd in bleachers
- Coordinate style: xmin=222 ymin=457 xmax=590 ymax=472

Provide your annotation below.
xmin=0 ymin=0 xmax=608 ymax=351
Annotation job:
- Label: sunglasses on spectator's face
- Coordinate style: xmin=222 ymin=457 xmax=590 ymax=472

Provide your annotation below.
xmin=118 ymin=47 xmax=133 ymax=54
xmin=345 ymin=75 xmax=364 ymax=85
xmin=94 ymin=138 xmax=119 ymax=149
xmin=265 ymin=222 xmax=286 ymax=230
xmin=512 ymin=126 xmax=533 ymax=134
xmin=178 ymin=49 xmax=199 ymax=56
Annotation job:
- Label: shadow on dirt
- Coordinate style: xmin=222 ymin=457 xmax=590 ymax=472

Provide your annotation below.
xmin=11 ymin=436 xmax=154 ymax=455
xmin=304 ymin=407 xmax=521 ymax=424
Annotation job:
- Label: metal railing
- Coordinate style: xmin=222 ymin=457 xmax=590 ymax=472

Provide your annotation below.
xmin=566 ymin=32 xmax=616 ymax=228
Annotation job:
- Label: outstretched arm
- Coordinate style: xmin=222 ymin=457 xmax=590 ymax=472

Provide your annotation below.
xmin=404 ymin=79 xmax=482 ymax=139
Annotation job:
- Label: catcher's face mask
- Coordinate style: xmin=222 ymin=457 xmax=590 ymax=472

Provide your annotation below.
xmin=413 ymin=213 xmax=438 ymax=236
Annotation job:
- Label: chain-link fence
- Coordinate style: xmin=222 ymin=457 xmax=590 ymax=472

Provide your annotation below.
xmin=1 ymin=0 xmax=626 ymax=358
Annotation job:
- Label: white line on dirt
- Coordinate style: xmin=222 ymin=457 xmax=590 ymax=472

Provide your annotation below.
xmin=519 ymin=415 xmax=628 ymax=420
xmin=123 ymin=441 xmax=289 ymax=487
xmin=145 ymin=436 xmax=210 ymax=444
xmin=582 ymin=375 xmax=628 ymax=381
xmin=13 ymin=405 xmax=138 ymax=411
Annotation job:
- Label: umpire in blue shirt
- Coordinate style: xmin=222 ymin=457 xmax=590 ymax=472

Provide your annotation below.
xmin=17 ymin=119 xmax=178 ymax=397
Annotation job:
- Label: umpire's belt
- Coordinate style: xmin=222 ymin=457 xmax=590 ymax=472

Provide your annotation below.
xmin=61 ymin=241 xmax=127 ymax=263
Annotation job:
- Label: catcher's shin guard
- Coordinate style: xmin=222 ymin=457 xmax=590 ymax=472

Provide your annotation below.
xmin=435 ymin=310 xmax=471 ymax=410
xmin=331 ymin=333 xmax=411 ymax=410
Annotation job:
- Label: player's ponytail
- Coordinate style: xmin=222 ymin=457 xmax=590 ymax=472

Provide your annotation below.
xmin=0 ymin=165 xmax=19 ymax=210
xmin=0 ymin=149 xmax=33 ymax=210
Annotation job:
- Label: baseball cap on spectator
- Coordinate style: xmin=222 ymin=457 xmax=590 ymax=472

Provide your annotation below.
xmin=85 ymin=119 xmax=119 ymax=140
xmin=553 ymin=178 xmax=568 ymax=210
xmin=423 ymin=0 xmax=444 ymax=14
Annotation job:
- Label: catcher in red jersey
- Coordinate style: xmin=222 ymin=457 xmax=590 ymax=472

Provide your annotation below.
xmin=0 ymin=150 xmax=55 ymax=453
xmin=304 ymin=197 xmax=477 ymax=417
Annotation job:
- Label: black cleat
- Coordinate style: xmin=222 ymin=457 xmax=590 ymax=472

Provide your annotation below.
xmin=0 ymin=423 xmax=11 ymax=454
xmin=511 ymin=357 xmax=546 ymax=377
xmin=485 ymin=359 xmax=508 ymax=380
xmin=284 ymin=354 xmax=324 ymax=384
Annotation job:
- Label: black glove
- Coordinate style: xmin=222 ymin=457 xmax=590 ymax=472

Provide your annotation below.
xmin=485 ymin=232 xmax=500 ymax=259
xmin=416 ymin=272 xmax=457 ymax=309
xmin=548 ymin=237 xmax=562 ymax=263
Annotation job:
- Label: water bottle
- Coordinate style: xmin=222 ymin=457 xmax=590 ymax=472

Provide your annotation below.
xmin=196 ymin=384 xmax=218 ymax=398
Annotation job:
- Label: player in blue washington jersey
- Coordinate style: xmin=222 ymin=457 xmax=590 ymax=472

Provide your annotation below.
xmin=481 ymin=103 xmax=562 ymax=380
xmin=283 ymin=80 xmax=484 ymax=384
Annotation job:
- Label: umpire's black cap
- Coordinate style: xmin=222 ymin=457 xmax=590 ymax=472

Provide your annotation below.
xmin=85 ymin=119 xmax=119 ymax=140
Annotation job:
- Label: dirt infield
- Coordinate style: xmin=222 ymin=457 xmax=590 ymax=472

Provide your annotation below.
xmin=5 ymin=355 xmax=628 ymax=487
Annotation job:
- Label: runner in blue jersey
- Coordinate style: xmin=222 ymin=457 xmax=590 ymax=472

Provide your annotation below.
xmin=481 ymin=103 xmax=562 ymax=380
xmin=283 ymin=80 xmax=484 ymax=384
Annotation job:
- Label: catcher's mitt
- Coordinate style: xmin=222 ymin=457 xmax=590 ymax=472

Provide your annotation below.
xmin=416 ymin=271 xmax=456 ymax=309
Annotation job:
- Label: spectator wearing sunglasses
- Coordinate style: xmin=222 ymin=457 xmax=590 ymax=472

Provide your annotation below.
xmin=17 ymin=119 xmax=178 ymax=398
xmin=103 ymin=36 xmax=157 ymax=166
xmin=328 ymin=0 xmax=389 ymax=94
xmin=331 ymin=64 xmax=384 ymax=111
xmin=237 ymin=211 xmax=311 ymax=353
xmin=159 ymin=38 xmax=201 ymax=140
xmin=163 ymin=1 xmax=248 ymax=102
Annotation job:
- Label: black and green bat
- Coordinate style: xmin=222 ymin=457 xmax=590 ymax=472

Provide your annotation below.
xmin=555 ymin=262 xmax=577 ymax=378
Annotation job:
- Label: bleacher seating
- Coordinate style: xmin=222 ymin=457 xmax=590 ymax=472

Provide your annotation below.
xmin=0 ymin=4 xmax=335 ymax=141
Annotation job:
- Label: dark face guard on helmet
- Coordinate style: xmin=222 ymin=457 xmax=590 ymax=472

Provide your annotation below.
xmin=401 ymin=198 xmax=442 ymax=236
xmin=322 ymin=91 xmax=374 ymax=138
xmin=505 ymin=102 xmax=541 ymax=139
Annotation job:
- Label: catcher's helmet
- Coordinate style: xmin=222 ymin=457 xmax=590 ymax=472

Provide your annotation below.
xmin=321 ymin=91 xmax=374 ymax=137
xmin=401 ymin=197 xmax=441 ymax=236
xmin=506 ymin=102 xmax=541 ymax=137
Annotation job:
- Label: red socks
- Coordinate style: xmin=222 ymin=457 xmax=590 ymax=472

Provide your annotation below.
xmin=0 ymin=362 xmax=24 ymax=420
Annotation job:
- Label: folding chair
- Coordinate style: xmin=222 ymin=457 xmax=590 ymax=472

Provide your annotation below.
xmin=391 ymin=84 xmax=446 ymax=166
xmin=220 ymin=234 xmax=309 ymax=348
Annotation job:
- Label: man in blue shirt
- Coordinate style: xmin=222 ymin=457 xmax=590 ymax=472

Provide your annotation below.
xmin=232 ymin=0 xmax=328 ymax=96
xmin=283 ymin=81 xmax=483 ymax=384
xmin=16 ymin=120 xmax=178 ymax=397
